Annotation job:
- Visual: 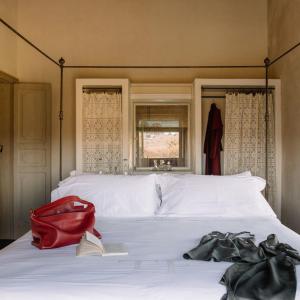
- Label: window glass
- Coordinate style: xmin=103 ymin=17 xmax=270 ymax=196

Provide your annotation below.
xmin=135 ymin=105 xmax=189 ymax=168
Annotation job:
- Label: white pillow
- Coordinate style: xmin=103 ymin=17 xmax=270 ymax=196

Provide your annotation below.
xmin=229 ymin=171 xmax=266 ymax=192
xmin=51 ymin=174 xmax=160 ymax=217
xmin=156 ymin=174 xmax=275 ymax=218
xmin=157 ymin=171 xmax=266 ymax=195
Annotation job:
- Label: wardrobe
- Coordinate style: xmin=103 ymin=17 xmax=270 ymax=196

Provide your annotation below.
xmin=195 ymin=79 xmax=281 ymax=217
xmin=0 ymin=75 xmax=51 ymax=239
xmin=76 ymin=79 xmax=129 ymax=174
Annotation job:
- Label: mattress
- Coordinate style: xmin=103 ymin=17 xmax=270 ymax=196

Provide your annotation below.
xmin=1 ymin=216 xmax=300 ymax=300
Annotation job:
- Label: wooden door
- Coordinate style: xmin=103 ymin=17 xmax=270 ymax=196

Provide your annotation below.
xmin=0 ymin=83 xmax=13 ymax=239
xmin=13 ymin=83 xmax=51 ymax=238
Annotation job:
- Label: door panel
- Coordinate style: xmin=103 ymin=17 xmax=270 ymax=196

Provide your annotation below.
xmin=14 ymin=83 xmax=51 ymax=238
xmin=20 ymin=90 xmax=47 ymax=141
xmin=0 ymin=83 xmax=13 ymax=238
xmin=18 ymin=173 xmax=47 ymax=229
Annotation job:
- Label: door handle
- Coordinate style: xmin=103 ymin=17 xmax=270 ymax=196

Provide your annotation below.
xmin=0 ymin=145 xmax=3 ymax=153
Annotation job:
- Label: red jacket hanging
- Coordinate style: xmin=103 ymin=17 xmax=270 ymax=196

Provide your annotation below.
xmin=204 ymin=103 xmax=223 ymax=175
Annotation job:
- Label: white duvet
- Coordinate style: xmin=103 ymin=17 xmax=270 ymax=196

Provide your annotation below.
xmin=1 ymin=216 xmax=300 ymax=300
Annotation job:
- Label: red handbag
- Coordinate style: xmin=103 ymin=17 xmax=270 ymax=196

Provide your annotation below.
xmin=30 ymin=196 xmax=101 ymax=249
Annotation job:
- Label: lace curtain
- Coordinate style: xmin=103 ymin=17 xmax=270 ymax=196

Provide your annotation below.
xmin=82 ymin=91 xmax=122 ymax=173
xmin=223 ymin=92 xmax=276 ymax=209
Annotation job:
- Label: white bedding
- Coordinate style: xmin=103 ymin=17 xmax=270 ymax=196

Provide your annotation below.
xmin=1 ymin=216 xmax=300 ymax=300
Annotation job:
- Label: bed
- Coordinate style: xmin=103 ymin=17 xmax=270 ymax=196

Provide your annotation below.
xmin=1 ymin=173 xmax=300 ymax=300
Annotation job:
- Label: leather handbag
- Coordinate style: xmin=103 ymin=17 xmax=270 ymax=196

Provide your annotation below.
xmin=30 ymin=196 xmax=101 ymax=249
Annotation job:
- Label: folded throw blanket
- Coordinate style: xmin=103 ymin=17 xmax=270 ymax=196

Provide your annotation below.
xmin=183 ymin=232 xmax=300 ymax=300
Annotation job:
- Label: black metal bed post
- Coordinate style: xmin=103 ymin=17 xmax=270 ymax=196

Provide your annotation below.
xmin=64 ymin=65 xmax=264 ymax=69
xmin=2 ymin=17 xmax=300 ymax=190
xmin=264 ymin=57 xmax=270 ymax=200
xmin=0 ymin=18 xmax=59 ymax=67
xmin=59 ymin=57 xmax=65 ymax=181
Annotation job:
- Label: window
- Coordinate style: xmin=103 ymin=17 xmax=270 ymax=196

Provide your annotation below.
xmin=135 ymin=105 xmax=189 ymax=169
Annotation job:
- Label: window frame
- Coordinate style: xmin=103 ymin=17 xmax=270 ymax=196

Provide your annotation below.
xmin=133 ymin=102 xmax=191 ymax=171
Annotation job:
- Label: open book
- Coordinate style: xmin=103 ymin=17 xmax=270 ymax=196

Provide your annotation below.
xmin=76 ymin=231 xmax=128 ymax=257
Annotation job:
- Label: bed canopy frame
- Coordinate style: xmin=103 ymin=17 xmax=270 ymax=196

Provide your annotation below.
xmin=1 ymin=18 xmax=300 ymax=189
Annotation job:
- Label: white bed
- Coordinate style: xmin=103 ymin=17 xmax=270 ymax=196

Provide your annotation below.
xmin=1 ymin=173 xmax=300 ymax=300
xmin=1 ymin=216 xmax=300 ymax=300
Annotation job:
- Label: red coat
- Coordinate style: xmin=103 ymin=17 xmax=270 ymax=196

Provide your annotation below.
xmin=204 ymin=103 xmax=223 ymax=175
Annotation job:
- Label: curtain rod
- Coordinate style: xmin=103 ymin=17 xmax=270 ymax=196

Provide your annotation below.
xmin=83 ymin=87 xmax=122 ymax=90
xmin=202 ymin=90 xmax=273 ymax=99
xmin=202 ymin=87 xmax=275 ymax=90
xmin=0 ymin=18 xmax=59 ymax=67
xmin=83 ymin=87 xmax=122 ymax=93
xmin=201 ymin=92 xmax=272 ymax=99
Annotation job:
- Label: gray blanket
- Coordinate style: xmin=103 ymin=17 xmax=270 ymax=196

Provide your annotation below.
xmin=183 ymin=231 xmax=300 ymax=300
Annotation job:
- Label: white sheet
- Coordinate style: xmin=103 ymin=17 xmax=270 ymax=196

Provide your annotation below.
xmin=1 ymin=217 xmax=300 ymax=300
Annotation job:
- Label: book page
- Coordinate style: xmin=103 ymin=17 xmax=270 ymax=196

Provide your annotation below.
xmin=102 ymin=243 xmax=128 ymax=256
xmin=76 ymin=231 xmax=128 ymax=257
xmin=85 ymin=231 xmax=104 ymax=249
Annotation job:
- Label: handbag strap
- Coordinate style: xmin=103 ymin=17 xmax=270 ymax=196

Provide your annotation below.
xmin=33 ymin=196 xmax=94 ymax=216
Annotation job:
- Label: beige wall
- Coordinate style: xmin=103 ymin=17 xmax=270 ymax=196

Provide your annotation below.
xmin=268 ymin=0 xmax=300 ymax=232
xmin=3 ymin=0 xmax=300 ymax=231
xmin=2 ymin=0 xmax=268 ymax=189
xmin=0 ymin=0 xmax=18 ymax=77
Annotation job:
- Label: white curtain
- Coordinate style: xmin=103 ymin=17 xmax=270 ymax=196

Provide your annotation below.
xmin=223 ymin=92 xmax=276 ymax=209
xmin=82 ymin=92 xmax=122 ymax=173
